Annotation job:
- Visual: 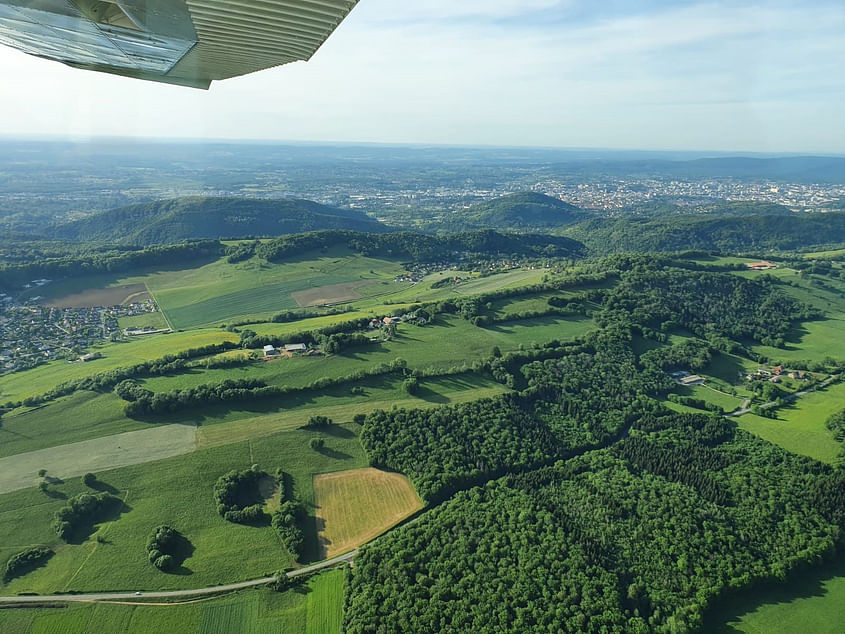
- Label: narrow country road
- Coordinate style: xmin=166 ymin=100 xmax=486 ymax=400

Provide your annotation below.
xmin=0 ymin=550 xmax=357 ymax=605
xmin=728 ymin=374 xmax=839 ymax=417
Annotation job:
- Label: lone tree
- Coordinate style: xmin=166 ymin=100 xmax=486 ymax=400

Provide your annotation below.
xmin=37 ymin=469 xmax=47 ymax=478
xmin=82 ymin=473 xmax=97 ymax=487
xmin=309 ymin=438 xmax=325 ymax=451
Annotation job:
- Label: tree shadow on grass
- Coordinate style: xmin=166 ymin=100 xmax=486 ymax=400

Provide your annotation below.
xmin=319 ymin=424 xmax=355 ymax=439
xmin=42 ymin=488 xmax=68 ymax=500
xmin=162 ymin=533 xmax=196 ymax=575
xmin=65 ymin=499 xmax=132 ymax=546
xmin=299 ymin=514 xmax=322 ymax=564
xmin=413 ymin=385 xmax=450 ymax=404
xmin=702 ymin=554 xmax=845 ymax=632
xmin=316 ymin=446 xmax=352 ymax=461
xmin=88 ymin=480 xmax=119 ymax=495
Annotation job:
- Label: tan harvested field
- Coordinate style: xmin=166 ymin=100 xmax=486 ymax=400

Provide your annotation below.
xmin=0 ymin=424 xmax=196 ymax=493
xmin=42 ymin=283 xmax=150 ymax=308
xmin=292 ymin=280 xmax=377 ymax=307
xmin=313 ymin=467 xmax=422 ymax=558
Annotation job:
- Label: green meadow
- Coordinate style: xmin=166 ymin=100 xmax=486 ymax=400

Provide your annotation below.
xmin=0 ymin=391 xmax=144 ymax=458
xmin=707 ymin=554 xmax=845 ymax=633
xmin=736 ymin=380 xmax=845 ymax=465
xmin=0 ymin=329 xmax=239 ymax=403
xmin=144 ymin=249 xmax=408 ymax=329
xmin=0 ymin=575 xmax=344 ymax=634
xmin=0 ymin=425 xmax=366 ymax=595
xmin=138 ymin=315 xmax=596 ymax=395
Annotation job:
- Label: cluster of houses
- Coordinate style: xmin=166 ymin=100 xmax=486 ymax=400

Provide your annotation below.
xmin=746 ymin=365 xmax=808 ymax=384
xmin=0 ymin=286 xmax=160 ymax=375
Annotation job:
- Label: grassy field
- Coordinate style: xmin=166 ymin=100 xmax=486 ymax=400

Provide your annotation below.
xmin=0 ymin=373 xmax=506 ymax=476
xmin=313 ymin=468 xmax=422 ymax=558
xmin=305 ymin=569 xmax=345 ymax=634
xmin=118 ymin=310 xmax=170 ymax=331
xmin=0 ymin=391 xmax=147 ymax=458
xmin=0 ymin=423 xmax=197 ymax=494
xmin=0 ymin=330 xmax=239 ymax=403
xmin=736 ymin=380 xmax=845 ymax=465
xmin=244 ymin=310 xmax=376 ymax=337
xmin=0 ymin=425 xmax=367 ymax=595
xmin=672 ymin=384 xmax=743 ymax=412
xmin=0 ymin=577 xmax=343 ymax=634
xmin=706 ymin=554 xmax=845 ymax=633
xmin=140 ymin=315 xmax=595 ymax=397
xmin=143 ymin=250 xmax=407 ymax=329
xmin=803 ymin=247 xmax=845 ymax=259
xmin=196 ymin=374 xmax=509 ymax=448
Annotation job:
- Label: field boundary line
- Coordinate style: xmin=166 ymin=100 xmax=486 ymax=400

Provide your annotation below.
xmin=63 ymin=489 xmax=130 ymax=591
xmin=144 ymin=283 xmax=174 ymax=331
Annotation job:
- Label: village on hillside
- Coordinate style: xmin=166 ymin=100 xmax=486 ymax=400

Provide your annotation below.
xmin=0 ymin=282 xmax=159 ymax=375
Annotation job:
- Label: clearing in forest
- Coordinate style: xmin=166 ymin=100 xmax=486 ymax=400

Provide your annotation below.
xmin=313 ymin=467 xmax=422 ymax=558
xmin=292 ymin=280 xmax=379 ymax=307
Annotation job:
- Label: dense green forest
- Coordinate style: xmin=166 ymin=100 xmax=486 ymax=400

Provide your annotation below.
xmin=255 ymin=228 xmax=587 ymax=262
xmin=564 ymin=212 xmax=845 ymax=253
xmin=346 ymin=257 xmax=845 ymax=632
xmin=346 ymin=415 xmax=843 ymax=633
xmin=0 ymin=240 xmax=222 ymax=290
xmin=51 ymin=197 xmax=387 ymax=245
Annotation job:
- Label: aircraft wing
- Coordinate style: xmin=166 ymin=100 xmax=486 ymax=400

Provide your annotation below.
xmin=0 ymin=0 xmax=359 ymax=89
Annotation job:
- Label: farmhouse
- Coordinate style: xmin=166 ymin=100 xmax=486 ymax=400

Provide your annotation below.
xmin=746 ymin=261 xmax=777 ymax=270
xmin=263 ymin=344 xmax=280 ymax=357
xmin=680 ymin=375 xmax=705 ymax=386
xmin=284 ymin=343 xmax=307 ymax=353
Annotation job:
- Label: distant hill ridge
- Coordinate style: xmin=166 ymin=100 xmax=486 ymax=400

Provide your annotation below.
xmin=53 ymin=197 xmax=387 ymax=245
xmin=564 ymin=211 xmax=845 ymax=253
xmin=441 ymin=192 xmax=589 ymax=231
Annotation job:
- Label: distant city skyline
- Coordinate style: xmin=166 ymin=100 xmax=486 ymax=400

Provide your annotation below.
xmin=1 ymin=0 xmax=843 ymax=153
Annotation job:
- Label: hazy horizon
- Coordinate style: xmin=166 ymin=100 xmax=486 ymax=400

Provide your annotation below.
xmin=1 ymin=1 xmax=844 ymax=153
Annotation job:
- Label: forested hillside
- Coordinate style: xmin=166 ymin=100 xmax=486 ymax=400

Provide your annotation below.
xmin=347 ymin=415 xmax=844 ymax=633
xmin=346 ymin=257 xmax=845 ymax=633
xmin=256 ymin=228 xmax=587 ymax=262
xmin=53 ymin=197 xmax=386 ymax=245
xmin=564 ymin=212 xmax=845 ymax=253
xmin=433 ymin=192 xmax=589 ymax=231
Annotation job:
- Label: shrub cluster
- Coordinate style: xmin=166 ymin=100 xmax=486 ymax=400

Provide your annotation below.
xmin=214 ymin=468 xmax=268 ymax=524
xmin=272 ymin=500 xmax=306 ymax=557
xmin=3 ymin=546 xmax=53 ymax=582
xmin=146 ymin=525 xmax=185 ymax=572
xmin=52 ymin=492 xmax=120 ymax=541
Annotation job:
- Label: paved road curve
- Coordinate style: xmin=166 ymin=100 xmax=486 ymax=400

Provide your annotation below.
xmin=0 ymin=550 xmax=357 ymax=605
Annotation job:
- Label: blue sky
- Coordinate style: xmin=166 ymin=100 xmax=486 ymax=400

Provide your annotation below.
xmin=0 ymin=0 xmax=843 ymax=152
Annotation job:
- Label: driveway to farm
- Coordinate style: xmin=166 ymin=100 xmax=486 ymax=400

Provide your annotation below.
xmin=0 ymin=550 xmax=358 ymax=605
xmin=728 ymin=374 xmax=840 ymax=416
